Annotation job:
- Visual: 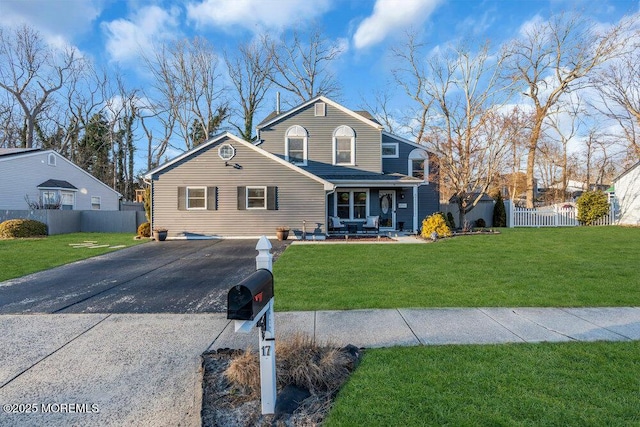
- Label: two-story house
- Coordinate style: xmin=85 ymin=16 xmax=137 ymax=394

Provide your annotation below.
xmin=144 ymin=96 xmax=439 ymax=238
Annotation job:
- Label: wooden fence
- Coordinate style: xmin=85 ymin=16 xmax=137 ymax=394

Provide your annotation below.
xmin=508 ymin=201 xmax=615 ymax=227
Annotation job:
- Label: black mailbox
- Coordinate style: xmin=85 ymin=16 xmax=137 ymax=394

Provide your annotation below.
xmin=227 ymin=269 xmax=274 ymax=321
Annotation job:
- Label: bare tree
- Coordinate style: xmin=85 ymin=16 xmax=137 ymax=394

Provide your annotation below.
xmin=225 ymin=40 xmax=273 ymax=141
xmin=359 ymin=87 xmax=399 ymax=134
xmin=390 ymin=32 xmax=434 ymax=143
xmin=264 ymin=26 xmax=342 ymax=104
xmin=420 ymin=42 xmax=513 ymax=225
xmin=144 ymin=37 xmax=228 ymax=151
xmin=0 ymin=24 xmax=81 ymax=148
xmin=591 ymin=37 xmax=640 ymax=162
xmin=503 ymin=12 xmax=629 ymax=207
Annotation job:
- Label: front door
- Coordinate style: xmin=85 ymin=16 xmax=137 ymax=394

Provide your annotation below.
xmin=379 ymin=190 xmax=395 ymax=230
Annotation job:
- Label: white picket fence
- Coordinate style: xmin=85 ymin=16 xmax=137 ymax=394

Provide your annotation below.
xmin=508 ymin=201 xmax=615 ymax=227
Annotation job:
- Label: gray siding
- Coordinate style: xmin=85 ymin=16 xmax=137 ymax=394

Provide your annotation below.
xmin=150 ymin=136 xmax=327 ymax=237
xmin=0 ymin=151 xmax=120 ymax=210
xmin=259 ymin=102 xmax=382 ymax=175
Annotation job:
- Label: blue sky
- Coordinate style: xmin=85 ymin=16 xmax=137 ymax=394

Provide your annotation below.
xmin=1 ymin=0 xmax=638 ymax=169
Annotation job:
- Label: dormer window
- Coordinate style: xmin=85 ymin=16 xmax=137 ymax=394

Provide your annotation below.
xmin=314 ymin=102 xmax=326 ymax=117
xmin=333 ymin=125 xmax=355 ymax=165
xmin=408 ymin=149 xmax=429 ymax=182
xmin=285 ymin=125 xmax=308 ymax=166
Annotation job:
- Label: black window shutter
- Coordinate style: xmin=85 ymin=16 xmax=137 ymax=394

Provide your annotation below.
xmin=177 ymin=187 xmax=186 ymax=210
xmin=207 ymin=187 xmax=217 ymax=210
xmin=267 ymin=186 xmax=277 ymax=210
xmin=237 ymin=186 xmax=246 ymax=210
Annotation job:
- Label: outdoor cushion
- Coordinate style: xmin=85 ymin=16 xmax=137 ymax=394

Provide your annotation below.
xmin=330 ymin=216 xmax=345 ymax=228
xmin=364 ymin=216 xmax=379 ymax=228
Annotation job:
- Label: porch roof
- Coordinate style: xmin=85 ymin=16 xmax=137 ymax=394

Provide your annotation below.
xmin=319 ymin=172 xmax=423 ymax=187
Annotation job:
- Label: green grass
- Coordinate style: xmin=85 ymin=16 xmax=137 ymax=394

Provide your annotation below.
xmin=326 ymin=341 xmax=640 ymax=426
xmin=0 ymin=232 xmax=147 ymax=282
xmin=274 ymin=227 xmax=640 ymax=310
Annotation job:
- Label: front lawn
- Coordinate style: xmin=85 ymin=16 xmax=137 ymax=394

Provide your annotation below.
xmin=326 ymin=341 xmax=640 ymax=426
xmin=0 ymin=232 xmax=146 ymax=282
xmin=274 ymin=227 xmax=640 ymax=310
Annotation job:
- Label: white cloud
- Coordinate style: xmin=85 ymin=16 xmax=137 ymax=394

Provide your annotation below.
xmin=353 ymin=0 xmax=442 ymax=49
xmin=102 ymin=5 xmax=181 ymax=63
xmin=0 ymin=0 xmax=102 ymax=49
xmin=186 ymin=0 xmax=332 ymax=32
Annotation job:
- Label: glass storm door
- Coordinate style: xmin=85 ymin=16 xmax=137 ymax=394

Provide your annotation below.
xmin=379 ymin=190 xmax=395 ymax=229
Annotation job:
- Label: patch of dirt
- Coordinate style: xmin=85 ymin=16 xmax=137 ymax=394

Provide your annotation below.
xmin=201 ymin=346 xmax=361 ymax=427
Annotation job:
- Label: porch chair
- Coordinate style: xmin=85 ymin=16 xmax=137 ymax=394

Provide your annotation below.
xmin=362 ymin=215 xmax=379 ymax=234
xmin=329 ymin=216 xmax=347 ymax=234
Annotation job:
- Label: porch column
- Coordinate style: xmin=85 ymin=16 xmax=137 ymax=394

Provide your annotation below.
xmin=413 ymin=186 xmax=418 ymax=232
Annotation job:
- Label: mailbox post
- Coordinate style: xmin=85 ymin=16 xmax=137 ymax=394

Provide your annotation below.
xmin=226 ymin=236 xmax=277 ymax=415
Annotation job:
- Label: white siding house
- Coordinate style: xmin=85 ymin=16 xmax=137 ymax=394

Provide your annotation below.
xmin=0 ymin=148 xmax=121 ymax=211
xmin=613 ymin=161 xmax=640 ymax=226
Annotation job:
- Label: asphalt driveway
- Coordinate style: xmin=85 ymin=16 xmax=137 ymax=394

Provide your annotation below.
xmin=0 ymin=239 xmax=289 ymax=314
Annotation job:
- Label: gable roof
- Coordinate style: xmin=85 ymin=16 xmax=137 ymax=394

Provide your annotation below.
xmin=144 ymin=132 xmax=335 ymax=191
xmin=382 ymin=131 xmax=437 ymax=156
xmin=0 ymin=147 xmax=41 ymax=157
xmin=256 ymin=95 xmax=384 ymax=131
xmin=38 ymin=179 xmax=78 ymax=190
xmin=0 ymin=149 xmax=121 ymax=197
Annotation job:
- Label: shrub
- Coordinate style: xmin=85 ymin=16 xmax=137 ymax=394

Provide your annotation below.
xmin=577 ymin=190 xmax=610 ymax=225
xmin=446 ymin=212 xmax=456 ymax=229
xmin=475 ymin=218 xmax=486 ymax=228
xmin=0 ymin=219 xmax=47 ymax=238
xmin=492 ymin=192 xmax=507 ymax=227
xmin=421 ymin=212 xmax=452 ymax=239
xmin=137 ymin=222 xmax=151 ymax=237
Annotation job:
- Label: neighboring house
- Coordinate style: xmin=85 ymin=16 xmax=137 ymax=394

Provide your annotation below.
xmin=612 ymin=161 xmax=640 ymax=226
xmin=145 ymin=96 xmax=440 ymax=238
xmin=0 ymin=148 xmax=121 ymax=211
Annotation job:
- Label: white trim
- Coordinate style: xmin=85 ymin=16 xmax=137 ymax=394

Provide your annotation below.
xmin=314 ymin=102 xmax=326 ymax=116
xmin=334 ymin=188 xmax=370 ymax=221
xmin=413 ymin=186 xmax=419 ymax=232
xmin=257 ymin=95 xmax=384 ymax=131
xmin=145 ymin=132 xmax=335 ymax=191
xmin=284 ymin=125 xmax=308 ymax=166
xmin=186 ymin=186 xmax=207 ymax=210
xmin=91 ymin=196 xmax=101 ymax=210
xmin=333 ymin=125 xmax=356 ymax=165
xmin=408 ymin=148 xmax=429 ymax=183
xmin=381 ymin=143 xmax=399 ymax=158
xmin=218 ymin=143 xmax=236 ymax=160
xmin=246 ymin=186 xmax=267 ymax=210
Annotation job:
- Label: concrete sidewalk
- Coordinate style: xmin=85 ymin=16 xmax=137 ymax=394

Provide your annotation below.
xmin=1 ymin=307 xmax=639 ymax=426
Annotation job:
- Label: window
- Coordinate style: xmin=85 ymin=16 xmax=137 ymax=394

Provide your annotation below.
xmin=382 ymin=143 xmax=399 ymax=158
xmin=41 ymin=191 xmax=59 ymax=209
xmin=47 ymin=153 xmax=56 ymax=166
xmin=91 ymin=196 xmax=101 ymax=210
xmin=247 ymin=186 xmax=266 ymax=209
xmin=187 ymin=187 xmax=206 ymax=209
xmin=285 ymin=125 xmax=308 ymax=165
xmin=314 ymin=102 xmax=326 ymax=116
xmin=333 ymin=125 xmax=355 ymax=165
xmin=218 ymin=144 xmax=235 ymax=160
xmin=408 ymin=149 xmax=429 ymax=182
xmin=335 ymin=189 xmax=369 ymax=220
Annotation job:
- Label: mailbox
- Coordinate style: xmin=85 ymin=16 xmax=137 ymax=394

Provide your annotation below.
xmin=227 ymin=269 xmax=274 ymax=321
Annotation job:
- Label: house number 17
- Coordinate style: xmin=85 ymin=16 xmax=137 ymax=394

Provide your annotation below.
xmin=261 ymin=345 xmax=271 ymax=356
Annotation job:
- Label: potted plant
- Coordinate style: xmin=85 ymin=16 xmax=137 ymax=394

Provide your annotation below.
xmin=153 ymin=227 xmax=168 ymax=241
xmin=275 ymin=226 xmax=290 ymax=241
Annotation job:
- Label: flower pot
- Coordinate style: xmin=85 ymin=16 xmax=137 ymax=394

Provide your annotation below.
xmin=276 ymin=230 xmax=289 ymax=241
xmin=153 ymin=230 xmax=168 ymax=241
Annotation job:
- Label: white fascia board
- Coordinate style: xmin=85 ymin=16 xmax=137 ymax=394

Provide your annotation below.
xmin=330 ymin=179 xmax=422 ymax=188
xmin=382 ymin=131 xmax=437 ymax=155
xmin=257 ymin=95 xmax=384 ymax=131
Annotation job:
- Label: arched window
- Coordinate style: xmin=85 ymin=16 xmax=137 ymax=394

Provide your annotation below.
xmin=47 ymin=153 xmax=56 ymax=166
xmin=333 ymin=125 xmax=355 ymax=165
xmin=408 ymin=149 xmax=429 ymax=183
xmin=285 ymin=125 xmax=308 ymax=165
